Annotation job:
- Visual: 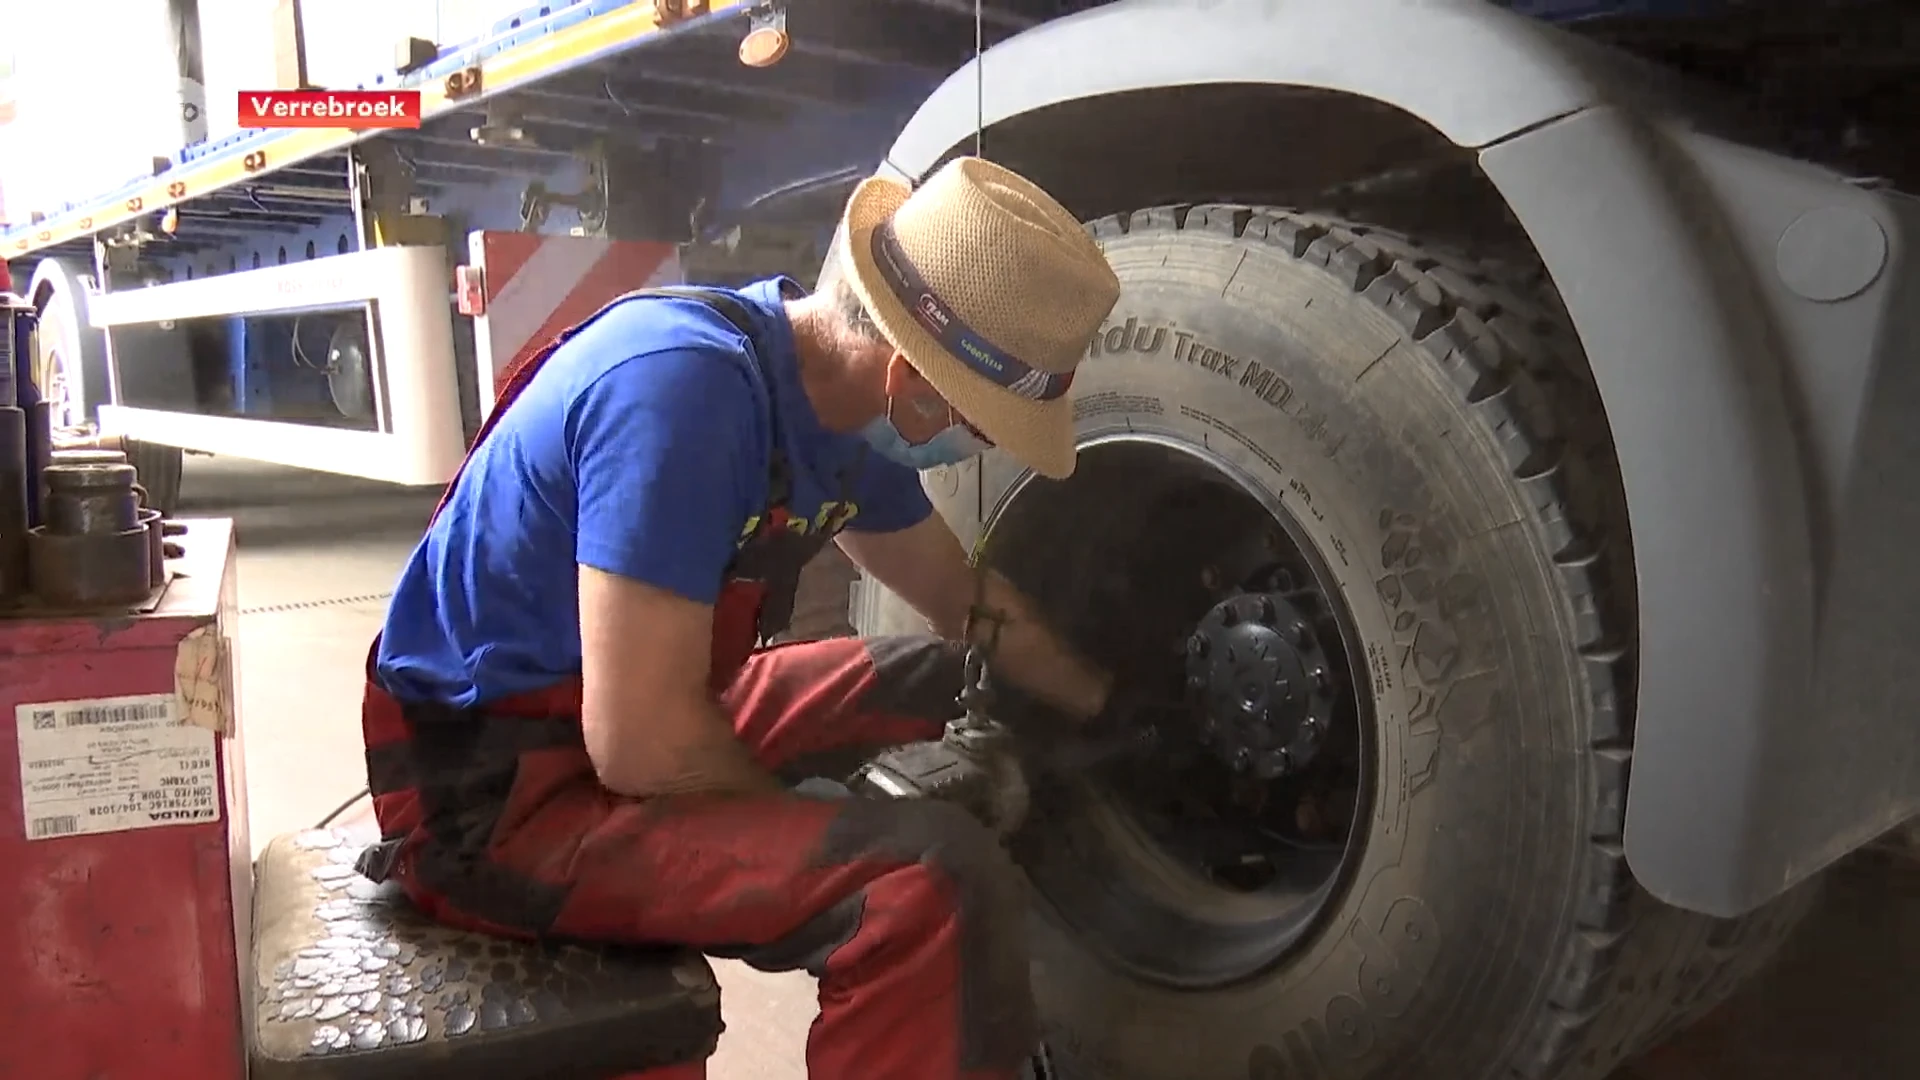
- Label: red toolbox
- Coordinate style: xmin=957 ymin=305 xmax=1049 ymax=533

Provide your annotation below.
xmin=0 ymin=519 xmax=245 ymax=1078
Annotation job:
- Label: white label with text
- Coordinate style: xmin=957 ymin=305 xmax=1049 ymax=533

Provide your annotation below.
xmin=15 ymin=694 xmax=221 ymax=841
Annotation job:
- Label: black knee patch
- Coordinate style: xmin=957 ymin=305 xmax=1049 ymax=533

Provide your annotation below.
xmin=715 ymin=891 xmax=867 ymax=979
xmin=861 ymin=636 xmax=967 ymax=724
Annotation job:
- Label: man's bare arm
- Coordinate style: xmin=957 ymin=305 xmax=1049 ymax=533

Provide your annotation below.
xmin=837 ymin=515 xmax=1111 ymax=720
xmin=577 ymin=565 xmax=784 ymax=797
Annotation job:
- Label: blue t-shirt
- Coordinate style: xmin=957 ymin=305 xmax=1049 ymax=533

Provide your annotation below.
xmin=375 ymin=277 xmax=934 ymax=707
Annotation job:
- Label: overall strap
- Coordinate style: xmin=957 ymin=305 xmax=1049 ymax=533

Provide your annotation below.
xmin=653 ymin=288 xmax=795 ymax=515
xmin=429 ymin=285 xmax=776 ymax=527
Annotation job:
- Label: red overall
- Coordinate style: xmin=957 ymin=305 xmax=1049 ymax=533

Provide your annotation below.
xmin=356 ymin=288 xmax=1038 ymax=1080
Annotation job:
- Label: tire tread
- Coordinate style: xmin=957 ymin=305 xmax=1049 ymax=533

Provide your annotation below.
xmin=1085 ymin=203 xmax=1814 ymax=1078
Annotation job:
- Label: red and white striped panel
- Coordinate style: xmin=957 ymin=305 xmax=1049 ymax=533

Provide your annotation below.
xmin=463 ymin=231 xmax=683 ymax=420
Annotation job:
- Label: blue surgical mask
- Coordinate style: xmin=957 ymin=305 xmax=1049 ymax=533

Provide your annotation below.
xmin=859 ymin=398 xmax=992 ymax=470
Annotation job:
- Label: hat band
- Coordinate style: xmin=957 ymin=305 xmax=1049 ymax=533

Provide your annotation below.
xmin=870 ymin=219 xmax=1073 ymax=403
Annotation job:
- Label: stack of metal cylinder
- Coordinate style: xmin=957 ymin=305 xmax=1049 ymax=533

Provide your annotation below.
xmin=1 ymin=293 xmax=173 ymax=611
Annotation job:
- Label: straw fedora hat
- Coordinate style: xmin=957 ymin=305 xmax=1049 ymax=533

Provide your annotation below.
xmin=839 ymin=156 xmax=1120 ymax=479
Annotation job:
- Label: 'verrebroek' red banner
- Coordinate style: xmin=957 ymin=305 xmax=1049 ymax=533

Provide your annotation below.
xmin=238 ymin=90 xmax=422 ymax=130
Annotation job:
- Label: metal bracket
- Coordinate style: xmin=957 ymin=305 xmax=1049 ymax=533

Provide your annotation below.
xmin=351 ymin=142 xmax=445 ymax=248
xmin=958 ymin=646 xmax=997 ymax=729
xmin=652 ymin=0 xmax=710 ymax=27
xmin=394 ymin=36 xmax=437 ymax=76
xmin=98 ymin=226 xmax=151 ymax=259
xmin=520 ymin=148 xmax=609 ymax=235
xmin=470 ymin=100 xmax=538 ymax=149
xmin=93 ymin=232 xmax=145 ymax=297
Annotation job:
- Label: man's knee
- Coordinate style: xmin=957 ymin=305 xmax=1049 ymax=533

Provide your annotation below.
xmin=818 ymin=798 xmax=1011 ymax=881
xmin=737 ymin=798 xmax=1023 ymax=976
xmin=860 ymin=636 xmax=968 ymax=724
xmin=821 ymin=799 xmax=1039 ymax=1066
xmin=816 ymin=797 xmax=1030 ymax=947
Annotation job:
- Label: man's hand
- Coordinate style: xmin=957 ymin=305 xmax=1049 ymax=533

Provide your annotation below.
xmin=578 ymin=565 xmax=783 ymax=798
xmin=837 ymin=515 xmax=1112 ymax=721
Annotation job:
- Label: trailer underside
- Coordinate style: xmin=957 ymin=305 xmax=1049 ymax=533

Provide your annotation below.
xmin=10 ymin=0 xmax=1920 ymax=276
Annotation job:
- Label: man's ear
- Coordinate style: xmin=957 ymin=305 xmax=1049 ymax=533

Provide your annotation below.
xmin=891 ymin=356 xmax=949 ymax=418
xmin=882 ymin=351 xmax=917 ymax=397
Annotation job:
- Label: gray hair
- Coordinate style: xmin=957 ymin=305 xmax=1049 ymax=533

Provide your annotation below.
xmin=816 ymin=231 xmax=888 ymax=346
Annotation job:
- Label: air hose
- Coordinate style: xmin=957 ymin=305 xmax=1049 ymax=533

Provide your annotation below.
xmin=313 ymin=786 xmax=371 ymax=829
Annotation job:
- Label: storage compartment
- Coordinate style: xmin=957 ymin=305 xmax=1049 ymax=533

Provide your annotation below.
xmin=115 ymin=306 xmax=381 ymax=430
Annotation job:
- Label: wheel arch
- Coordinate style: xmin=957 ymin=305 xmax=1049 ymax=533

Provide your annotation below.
xmin=879 ymin=0 xmax=1845 ymax=917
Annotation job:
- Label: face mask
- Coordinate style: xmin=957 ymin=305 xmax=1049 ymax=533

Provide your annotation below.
xmin=859 ymin=397 xmax=992 ymax=470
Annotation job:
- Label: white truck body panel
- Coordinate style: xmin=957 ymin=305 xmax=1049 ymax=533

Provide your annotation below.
xmin=90 ymin=246 xmax=470 ymax=486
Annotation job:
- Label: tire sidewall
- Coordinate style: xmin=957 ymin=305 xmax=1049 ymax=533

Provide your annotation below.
xmin=927 ymin=223 xmax=1593 ymax=1077
xmin=29 ymin=260 xmax=107 ymax=429
xmin=34 ymin=284 xmax=88 ymax=428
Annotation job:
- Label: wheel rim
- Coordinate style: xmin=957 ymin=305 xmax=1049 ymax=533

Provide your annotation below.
xmin=36 ymin=342 xmax=79 ymax=430
xmin=30 ymin=296 xmax=83 ymax=431
xmin=984 ymin=434 xmax=1378 ymax=989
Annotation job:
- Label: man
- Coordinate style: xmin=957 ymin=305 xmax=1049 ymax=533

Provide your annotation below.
xmin=357 ymin=157 xmax=1126 ymax=1079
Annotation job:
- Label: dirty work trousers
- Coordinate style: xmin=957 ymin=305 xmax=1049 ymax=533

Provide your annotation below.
xmin=365 ymin=635 xmax=1038 ymax=1080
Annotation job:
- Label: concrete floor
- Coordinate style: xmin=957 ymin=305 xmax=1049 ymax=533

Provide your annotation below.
xmin=200 ymin=455 xmax=1912 ymax=1080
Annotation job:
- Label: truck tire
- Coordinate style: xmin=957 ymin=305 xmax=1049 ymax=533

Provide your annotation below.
xmin=868 ymin=205 xmax=1816 ymax=1079
xmin=28 ymin=257 xmax=111 ymax=430
xmin=127 ymin=439 xmax=185 ymax=517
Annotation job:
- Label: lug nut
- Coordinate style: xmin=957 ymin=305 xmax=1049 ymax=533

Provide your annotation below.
xmin=1220 ymin=605 xmax=1240 ymax=628
xmin=1256 ymin=596 xmax=1277 ymax=624
xmin=1188 ymin=633 xmax=1210 ymax=657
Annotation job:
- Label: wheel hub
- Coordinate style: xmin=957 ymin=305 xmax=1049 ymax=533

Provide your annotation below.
xmin=1185 ymin=586 xmax=1335 ymax=779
